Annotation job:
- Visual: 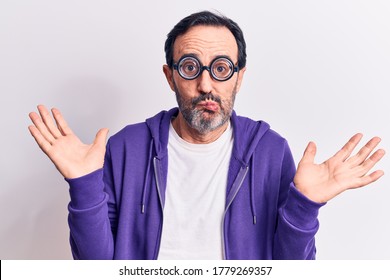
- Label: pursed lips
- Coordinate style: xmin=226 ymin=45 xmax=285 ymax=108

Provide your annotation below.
xmin=197 ymin=99 xmax=219 ymax=112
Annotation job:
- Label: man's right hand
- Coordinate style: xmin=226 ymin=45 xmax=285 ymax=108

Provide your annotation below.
xmin=28 ymin=105 xmax=109 ymax=179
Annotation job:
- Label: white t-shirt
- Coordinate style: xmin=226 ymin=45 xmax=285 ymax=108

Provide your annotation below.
xmin=158 ymin=121 xmax=234 ymax=260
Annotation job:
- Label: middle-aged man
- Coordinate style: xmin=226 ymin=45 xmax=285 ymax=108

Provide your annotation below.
xmin=28 ymin=11 xmax=385 ymax=260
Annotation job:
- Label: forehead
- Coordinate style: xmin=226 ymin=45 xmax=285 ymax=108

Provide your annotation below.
xmin=173 ymin=25 xmax=238 ymax=62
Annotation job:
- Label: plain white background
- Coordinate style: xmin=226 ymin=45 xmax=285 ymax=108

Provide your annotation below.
xmin=0 ymin=0 xmax=389 ymax=259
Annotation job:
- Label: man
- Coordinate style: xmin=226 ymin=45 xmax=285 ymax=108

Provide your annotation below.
xmin=28 ymin=11 xmax=385 ymax=260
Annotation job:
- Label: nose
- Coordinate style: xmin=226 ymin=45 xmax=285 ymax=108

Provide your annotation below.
xmin=197 ymin=67 xmax=213 ymax=94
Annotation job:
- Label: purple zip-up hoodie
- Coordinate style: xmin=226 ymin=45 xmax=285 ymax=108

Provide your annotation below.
xmin=66 ymin=108 xmax=324 ymax=260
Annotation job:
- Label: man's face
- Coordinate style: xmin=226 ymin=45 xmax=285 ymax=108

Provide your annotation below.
xmin=163 ymin=25 xmax=246 ymax=134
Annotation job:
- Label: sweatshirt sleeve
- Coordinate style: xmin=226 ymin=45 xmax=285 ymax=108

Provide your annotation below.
xmin=273 ymin=141 xmax=325 ymax=260
xmin=66 ymin=146 xmax=115 ymax=260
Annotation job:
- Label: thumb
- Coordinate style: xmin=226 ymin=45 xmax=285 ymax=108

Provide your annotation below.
xmin=299 ymin=141 xmax=317 ymax=164
xmin=94 ymin=128 xmax=109 ymax=147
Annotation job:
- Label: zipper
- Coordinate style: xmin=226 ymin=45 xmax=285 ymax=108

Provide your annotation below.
xmin=153 ymin=157 xmax=164 ymax=260
xmin=221 ymin=165 xmax=249 ymax=260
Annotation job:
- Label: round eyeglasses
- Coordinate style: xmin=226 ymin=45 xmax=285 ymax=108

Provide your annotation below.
xmin=173 ymin=55 xmax=239 ymax=82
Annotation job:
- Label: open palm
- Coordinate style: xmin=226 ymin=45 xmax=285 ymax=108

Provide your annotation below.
xmin=29 ymin=105 xmax=109 ymax=179
xmin=294 ymin=133 xmax=385 ymax=203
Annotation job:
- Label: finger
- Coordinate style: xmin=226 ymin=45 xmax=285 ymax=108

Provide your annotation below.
xmin=360 ymin=149 xmax=386 ymax=173
xmin=93 ymin=128 xmax=109 ymax=148
xmin=299 ymin=141 xmax=317 ymax=164
xmin=355 ymin=170 xmax=385 ymax=189
xmin=29 ymin=111 xmax=56 ymax=144
xmin=347 ymin=136 xmax=381 ymax=166
xmin=51 ymin=108 xmax=74 ymax=136
xmin=28 ymin=125 xmax=53 ymax=154
xmin=333 ymin=133 xmax=363 ymax=161
xmin=37 ymin=105 xmax=62 ymax=138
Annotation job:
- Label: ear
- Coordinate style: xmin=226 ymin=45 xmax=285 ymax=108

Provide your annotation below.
xmin=234 ymin=67 xmax=246 ymax=94
xmin=163 ymin=65 xmax=175 ymax=92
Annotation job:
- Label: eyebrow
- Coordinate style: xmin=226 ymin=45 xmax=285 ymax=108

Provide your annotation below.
xmin=177 ymin=53 xmax=235 ymax=64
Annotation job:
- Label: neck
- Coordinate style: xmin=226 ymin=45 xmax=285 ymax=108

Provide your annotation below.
xmin=172 ymin=113 xmax=229 ymax=144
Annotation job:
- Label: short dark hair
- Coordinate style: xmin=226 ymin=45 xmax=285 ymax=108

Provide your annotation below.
xmin=164 ymin=11 xmax=247 ymax=70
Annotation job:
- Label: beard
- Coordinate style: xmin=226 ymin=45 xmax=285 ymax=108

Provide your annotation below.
xmin=174 ymin=82 xmax=237 ymax=134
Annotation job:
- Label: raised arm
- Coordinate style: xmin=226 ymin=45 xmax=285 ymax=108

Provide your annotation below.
xmin=273 ymin=134 xmax=385 ymax=259
xmin=29 ymin=105 xmax=114 ymax=259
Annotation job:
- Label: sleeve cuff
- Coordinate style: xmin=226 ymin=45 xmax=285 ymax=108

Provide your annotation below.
xmin=65 ymin=169 xmax=105 ymax=209
xmin=282 ymin=182 xmax=326 ymax=229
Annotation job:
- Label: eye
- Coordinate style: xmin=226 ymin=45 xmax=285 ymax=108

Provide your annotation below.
xmin=212 ymin=58 xmax=233 ymax=78
xmin=179 ymin=57 xmax=200 ymax=77
xmin=184 ymin=64 xmax=196 ymax=73
xmin=216 ymin=65 xmax=228 ymax=73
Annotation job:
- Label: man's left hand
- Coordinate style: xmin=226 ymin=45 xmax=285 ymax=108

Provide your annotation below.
xmin=294 ymin=133 xmax=385 ymax=203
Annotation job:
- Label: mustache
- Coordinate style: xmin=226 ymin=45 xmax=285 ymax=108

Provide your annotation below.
xmin=191 ymin=93 xmax=222 ymax=108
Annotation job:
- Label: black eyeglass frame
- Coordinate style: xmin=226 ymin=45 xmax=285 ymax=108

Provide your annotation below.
xmin=172 ymin=55 xmax=239 ymax=82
